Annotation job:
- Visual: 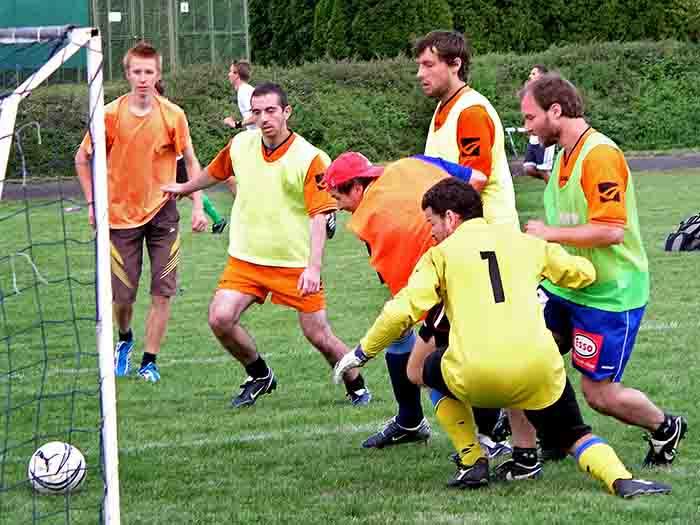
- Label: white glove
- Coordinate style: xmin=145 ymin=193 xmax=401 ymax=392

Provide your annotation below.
xmin=333 ymin=346 xmax=370 ymax=384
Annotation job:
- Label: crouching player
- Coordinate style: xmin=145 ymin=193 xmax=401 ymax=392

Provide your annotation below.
xmin=335 ymin=178 xmax=671 ymax=497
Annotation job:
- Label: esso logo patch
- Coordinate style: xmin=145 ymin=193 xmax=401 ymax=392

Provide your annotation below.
xmin=574 ymin=334 xmax=598 ymax=357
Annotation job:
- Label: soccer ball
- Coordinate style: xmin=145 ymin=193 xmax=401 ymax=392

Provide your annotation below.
xmin=27 ymin=441 xmax=87 ymax=494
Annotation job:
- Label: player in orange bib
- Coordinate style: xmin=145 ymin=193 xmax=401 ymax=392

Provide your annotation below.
xmin=163 ymin=83 xmax=371 ymax=408
xmin=75 ymin=42 xmax=207 ymax=383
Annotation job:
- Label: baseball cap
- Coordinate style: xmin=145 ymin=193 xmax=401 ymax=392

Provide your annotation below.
xmin=323 ymin=152 xmax=384 ymax=190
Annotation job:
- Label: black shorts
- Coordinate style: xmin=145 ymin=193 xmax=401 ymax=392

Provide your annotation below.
xmin=423 ymin=346 xmax=591 ymax=450
xmin=175 ymin=157 xmax=188 ymax=183
xmin=418 ymin=303 xmax=450 ymax=349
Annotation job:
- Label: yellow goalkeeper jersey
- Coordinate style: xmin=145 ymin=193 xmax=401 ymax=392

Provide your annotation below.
xmin=360 ymin=218 xmax=596 ymax=410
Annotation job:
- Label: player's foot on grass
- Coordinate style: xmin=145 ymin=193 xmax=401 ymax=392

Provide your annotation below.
xmin=479 ymin=434 xmax=512 ymax=460
xmin=493 ymin=458 xmax=543 ymax=481
xmin=447 ymin=456 xmax=489 ymax=489
xmin=231 ymin=371 xmax=277 ymax=408
xmin=613 ymin=478 xmax=671 ymax=498
xmin=362 ymin=417 xmax=430 ymax=449
xmin=138 ymin=362 xmax=160 ymax=383
xmin=643 ymin=414 xmax=687 ymax=467
xmin=347 ymin=387 xmax=372 ymax=406
xmin=212 ymin=218 xmax=228 ymax=234
xmin=114 ymin=340 xmax=134 ymax=376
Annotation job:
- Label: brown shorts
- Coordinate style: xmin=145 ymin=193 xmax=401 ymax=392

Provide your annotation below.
xmin=110 ymin=199 xmax=180 ymax=304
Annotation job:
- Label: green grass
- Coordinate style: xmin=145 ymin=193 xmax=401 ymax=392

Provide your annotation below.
xmin=1 ymin=171 xmax=700 ymax=524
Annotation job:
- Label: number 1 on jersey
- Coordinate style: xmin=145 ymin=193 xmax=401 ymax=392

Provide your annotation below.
xmin=480 ymin=251 xmax=505 ymax=303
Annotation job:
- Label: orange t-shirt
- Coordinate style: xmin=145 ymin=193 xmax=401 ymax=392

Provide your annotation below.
xmin=433 ymin=86 xmax=495 ymax=176
xmin=206 ymin=133 xmax=335 ymax=217
xmin=347 ymin=158 xmax=445 ymax=296
xmin=557 ymin=128 xmax=628 ymax=226
xmin=81 ymin=95 xmax=191 ymax=228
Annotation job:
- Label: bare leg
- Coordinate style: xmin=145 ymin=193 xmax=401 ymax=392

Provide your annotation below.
xmin=113 ymin=303 xmax=133 ymax=333
xmin=143 ymin=295 xmax=171 ymax=355
xmin=298 ymin=309 xmax=359 ymax=382
xmin=208 ymin=289 xmax=259 ymax=365
xmin=581 ymin=376 xmax=664 ymax=431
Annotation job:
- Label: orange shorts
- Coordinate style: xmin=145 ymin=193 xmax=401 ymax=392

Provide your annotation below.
xmin=217 ymin=256 xmax=325 ymax=313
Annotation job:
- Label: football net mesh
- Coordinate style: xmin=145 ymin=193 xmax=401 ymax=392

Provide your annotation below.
xmin=0 ymin=26 xmax=118 ymax=524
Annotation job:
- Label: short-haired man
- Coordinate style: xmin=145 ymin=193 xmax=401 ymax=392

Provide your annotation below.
xmin=522 ymin=65 xmax=556 ymax=182
xmin=163 ymin=83 xmax=371 ymax=407
xmin=324 ymin=152 xmax=485 ymax=450
xmin=75 ymin=42 xmax=207 ymax=383
xmin=224 ymin=59 xmax=256 ymax=131
xmin=366 ymin=29 xmax=527 ymax=465
xmin=521 ymin=73 xmax=687 ymax=466
xmin=335 ymin=177 xmax=671 ymax=498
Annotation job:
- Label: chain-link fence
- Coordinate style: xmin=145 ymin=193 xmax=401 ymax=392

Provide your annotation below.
xmin=91 ymin=0 xmax=249 ymax=80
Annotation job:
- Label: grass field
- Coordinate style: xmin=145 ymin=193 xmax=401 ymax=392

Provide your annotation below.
xmin=1 ymin=171 xmax=699 ymax=524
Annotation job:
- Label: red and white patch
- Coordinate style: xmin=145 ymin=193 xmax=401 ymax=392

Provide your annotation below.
xmin=572 ymin=329 xmax=604 ymax=372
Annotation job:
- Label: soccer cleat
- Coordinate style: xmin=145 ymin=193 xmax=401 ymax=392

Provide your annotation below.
xmin=491 ymin=410 xmax=512 ymax=443
xmin=448 ymin=456 xmax=490 ymax=489
xmin=212 ymin=218 xmax=228 ymax=234
xmin=479 ymin=434 xmax=513 ymax=460
xmin=325 ymin=212 xmax=337 ymax=239
xmin=613 ymin=478 xmax=672 ymax=498
xmin=493 ymin=458 xmax=543 ymax=481
xmin=361 ymin=417 xmax=431 ymax=449
xmin=138 ymin=362 xmax=161 ymax=383
xmin=643 ymin=415 xmax=687 ymax=467
xmin=231 ymin=371 xmax=277 ymax=408
xmin=347 ymin=388 xmax=372 ymax=407
xmin=114 ymin=340 xmax=134 ymax=376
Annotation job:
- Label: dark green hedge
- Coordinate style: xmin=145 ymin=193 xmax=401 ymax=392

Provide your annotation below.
xmin=250 ymin=0 xmax=700 ymax=65
xmin=8 ymin=40 xmax=700 ymax=180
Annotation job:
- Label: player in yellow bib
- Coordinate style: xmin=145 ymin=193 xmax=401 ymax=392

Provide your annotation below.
xmin=163 ymin=83 xmax=371 ymax=408
xmin=335 ymin=177 xmax=671 ymax=498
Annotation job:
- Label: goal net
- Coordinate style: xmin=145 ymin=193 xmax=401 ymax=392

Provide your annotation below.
xmin=0 ymin=26 xmax=120 ymax=524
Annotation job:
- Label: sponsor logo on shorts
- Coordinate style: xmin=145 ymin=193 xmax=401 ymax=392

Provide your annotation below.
xmin=572 ymin=329 xmax=604 ymax=373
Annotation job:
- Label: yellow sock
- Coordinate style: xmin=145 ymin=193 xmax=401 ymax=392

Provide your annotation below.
xmin=575 ymin=436 xmax=632 ymax=493
xmin=434 ymin=397 xmax=484 ymax=466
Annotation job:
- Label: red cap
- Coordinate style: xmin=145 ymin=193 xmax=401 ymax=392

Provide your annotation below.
xmin=323 ymin=152 xmax=384 ymax=190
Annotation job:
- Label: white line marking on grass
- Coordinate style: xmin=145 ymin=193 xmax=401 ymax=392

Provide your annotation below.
xmin=120 ymin=422 xmax=380 ymax=454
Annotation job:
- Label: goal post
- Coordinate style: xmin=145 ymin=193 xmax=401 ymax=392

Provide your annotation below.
xmin=0 ymin=25 xmax=120 ymax=525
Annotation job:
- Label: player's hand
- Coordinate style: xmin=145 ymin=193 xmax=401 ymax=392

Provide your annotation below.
xmin=191 ymin=208 xmax=208 ymax=233
xmin=297 ymin=265 xmax=321 ymax=296
xmin=525 ymin=219 xmax=549 ymax=240
xmin=333 ymin=346 xmax=370 ymax=384
xmin=162 ymin=182 xmax=191 ymax=200
xmin=223 ymin=117 xmax=241 ymax=129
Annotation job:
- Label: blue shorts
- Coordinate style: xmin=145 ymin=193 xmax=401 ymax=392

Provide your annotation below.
xmin=538 ymin=287 xmax=646 ymax=382
xmin=523 ymin=143 xmax=555 ymax=171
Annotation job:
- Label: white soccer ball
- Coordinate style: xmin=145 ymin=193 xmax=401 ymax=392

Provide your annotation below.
xmin=28 ymin=441 xmax=87 ymax=494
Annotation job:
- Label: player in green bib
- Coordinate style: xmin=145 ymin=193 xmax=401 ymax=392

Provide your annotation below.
xmin=521 ymin=73 xmax=686 ymax=467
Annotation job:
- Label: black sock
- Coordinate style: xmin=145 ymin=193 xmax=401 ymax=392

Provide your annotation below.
xmin=141 ymin=352 xmax=156 ymax=368
xmin=118 ymin=329 xmax=133 ymax=342
xmin=474 ymin=407 xmax=502 ymax=438
xmin=512 ymin=447 xmax=539 ymax=467
xmin=386 ymin=352 xmax=423 ymax=428
xmin=344 ymin=374 xmax=365 ymax=394
xmin=654 ymin=413 xmax=676 ymax=438
xmin=244 ymin=357 xmax=270 ymax=379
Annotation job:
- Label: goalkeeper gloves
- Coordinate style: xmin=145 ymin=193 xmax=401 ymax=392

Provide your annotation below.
xmin=333 ymin=346 xmax=370 ymax=384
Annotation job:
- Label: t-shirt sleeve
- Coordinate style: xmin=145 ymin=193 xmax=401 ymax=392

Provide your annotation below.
xmin=456 ymin=105 xmax=495 ymax=176
xmin=206 ymin=141 xmax=234 ymax=181
xmin=304 ymin=153 xmax=337 ymax=216
xmin=173 ymin=112 xmax=192 ymax=156
xmin=238 ymin=86 xmax=253 ymax=118
xmin=80 ymin=105 xmax=117 ymax=155
xmin=580 ymin=144 xmax=629 ymax=226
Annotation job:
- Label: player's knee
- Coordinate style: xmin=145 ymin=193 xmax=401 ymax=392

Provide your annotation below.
xmin=406 ymin=361 xmax=423 ymax=386
xmin=208 ymin=302 xmax=239 ymax=333
xmin=581 ymin=381 xmax=613 ymax=413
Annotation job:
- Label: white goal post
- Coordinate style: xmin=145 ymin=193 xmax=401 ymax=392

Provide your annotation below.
xmin=0 ymin=25 xmax=120 ymax=525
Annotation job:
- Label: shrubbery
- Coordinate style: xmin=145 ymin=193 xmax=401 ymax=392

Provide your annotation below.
xmin=10 ymin=40 xmax=700 ymax=179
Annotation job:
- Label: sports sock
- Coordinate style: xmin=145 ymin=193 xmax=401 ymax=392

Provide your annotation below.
xmin=512 ymin=447 xmax=539 ymax=466
xmin=344 ymin=374 xmax=366 ymax=395
xmin=118 ymin=329 xmax=133 ymax=342
xmin=244 ymin=356 xmax=270 ymax=379
xmin=473 ymin=407 xmax=501 ymax=438
xmin=202 ymin=194 xmax=223 ymax=224
xmin=575 ymin=436 xmax=632 ymax=493
xmin=140 ymin=352 xmax=157 ymax=368
xmin=385 ymin=352 xmax=423 ymax=428
xmin=435 ymin=396 xmax=483 ymax=466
